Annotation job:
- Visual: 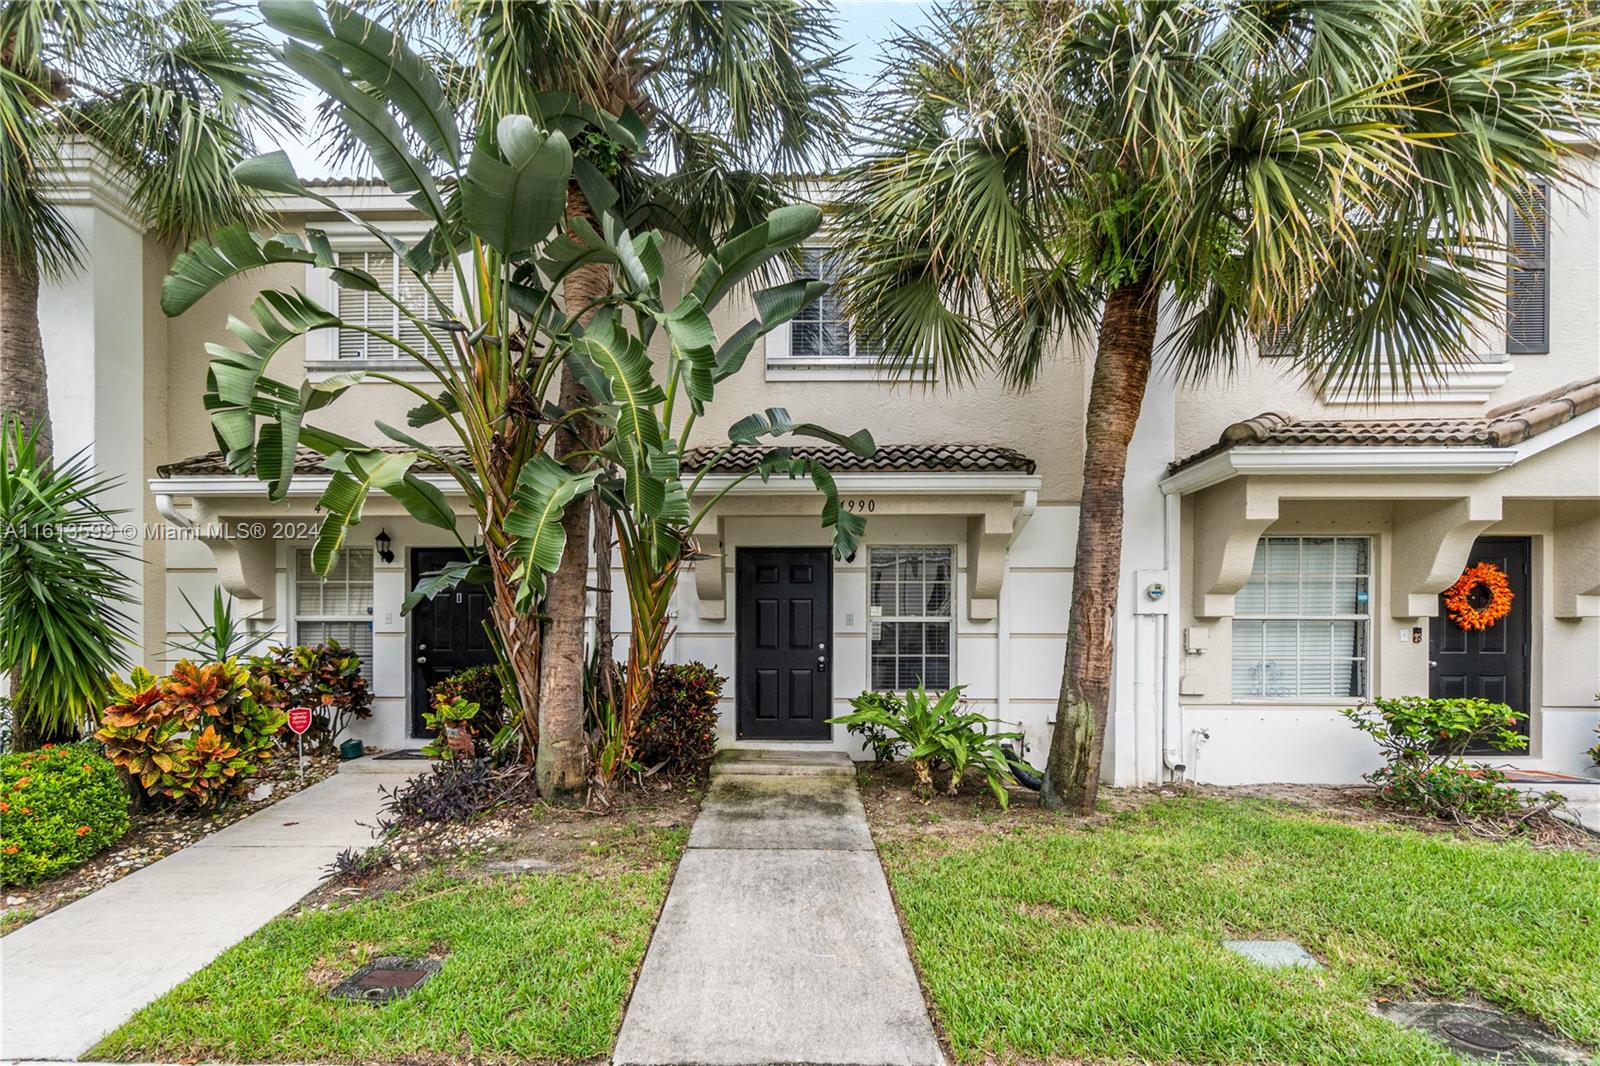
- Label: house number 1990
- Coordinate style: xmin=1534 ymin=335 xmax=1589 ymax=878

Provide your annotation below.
xmin=843 ymin=498 xmax=877 ymax=513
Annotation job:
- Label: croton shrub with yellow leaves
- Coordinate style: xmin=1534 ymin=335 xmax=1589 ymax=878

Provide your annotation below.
xmin=95 ymin=660 xmax=286 ymax=809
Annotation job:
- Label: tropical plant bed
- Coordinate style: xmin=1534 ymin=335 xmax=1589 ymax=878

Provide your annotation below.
xmin=861 ymin=772 xmax=1600 ymax=1064
xmin=91 ymin=779 xmax=699 ymax=1064
xmin=1 ymin=750 xmax=340 ymax=935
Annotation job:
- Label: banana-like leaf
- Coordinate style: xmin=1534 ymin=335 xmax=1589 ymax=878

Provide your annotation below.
xmin=278 ymin=40 xmax=446 ymax=222
xmin=689 ymin=205 xmax=822 ymax=312
xmin=504 ymin=454 xmax=600 ymax=595
xmin=713 ymin=279 xmax=830 ymax=382
xmin=463 ymin=117 xmax=572 ymax=257
xmin=529 ymin=91 xmax=642 ymax=155
xmin=163 ymin=226 xmax=319 ymax=317
xmin=377 ymin=420 xmax=477 ymax=496
xmin=312 ymin=450 xmax=456 ymax=576
xmin=402 ymin=551 xmax=490 ymax=614
xmin=753 ymin=453 xmax=868 ymax=559
xmin=263 ymin=0 xmax=461 ymax=167
xmin=539 ymin=214 xmax=619 ymax=285
xmin=662 ymin=295 xmax=718 ymax=406
xmin=575 ymin=312 xmax=668 ymax=512
xmin=728 ymin=407 xmax=875 ymax=457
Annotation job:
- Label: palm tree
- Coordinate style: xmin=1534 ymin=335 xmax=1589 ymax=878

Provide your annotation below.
xmin=834 ymin=0 xmax=1600 ymax=811
xmin=366 ymin=0 xmax=851 ymax=797
xmin=0 ymin=0 xmax=296 ymax=464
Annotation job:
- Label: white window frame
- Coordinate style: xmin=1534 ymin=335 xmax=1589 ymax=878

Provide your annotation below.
xmin=867 ymin=545 xmax=957 ymax=692
xmin=765 ymin=243 xmax=910 ymax=382
xmin=1230 ymin=535 xmax=1372 ymax=703
xmin=304 ymin=220 xmax=460 ymax=382
xmin=290 ymin=546 xmax=376 ymax=682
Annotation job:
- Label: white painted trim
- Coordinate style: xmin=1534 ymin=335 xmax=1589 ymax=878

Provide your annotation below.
xmin=1318 ymin=357 xmax=1515 ymax=406
xmin=39 ymin=143 xmax=141 ymax=230
xmin=151 ymin=470 xmax=1044 ymax=500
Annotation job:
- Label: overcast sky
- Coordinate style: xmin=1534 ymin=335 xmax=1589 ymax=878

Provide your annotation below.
xmin=279 ymin=1 xmax=935 ymax=178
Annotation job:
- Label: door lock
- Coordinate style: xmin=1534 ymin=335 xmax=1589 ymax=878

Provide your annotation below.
xmin=416 ymin=655 xmax=428 ymax=664
xmin=816 ymin=654 xmax=827 ymax=674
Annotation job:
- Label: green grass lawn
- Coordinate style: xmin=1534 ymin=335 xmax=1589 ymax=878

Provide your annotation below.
xmin=879 ymin=795 xmax=1599 ymax=1065
xmin=92 ymin=827 xmax=686 ymax=1064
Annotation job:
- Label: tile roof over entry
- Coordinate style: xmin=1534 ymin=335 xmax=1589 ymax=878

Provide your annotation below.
xmin=157 ymin=443 xmax=1037 ymax=480
xmin=1169 ymin=375 xmax=1600 ymax=473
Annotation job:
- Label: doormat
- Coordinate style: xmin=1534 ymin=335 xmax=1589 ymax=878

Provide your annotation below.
xmin=374 ymin=749 xmax=432 ymax=761
xmin=329 ymin=956 xmax=442 ymax=1004
xmin=1373 ymin=1000 xmax=1592 ymax=1063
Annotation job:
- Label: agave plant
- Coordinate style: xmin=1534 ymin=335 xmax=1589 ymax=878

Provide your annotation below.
xmin=161 ymin=2 xmax=871 ymax=796
xmin=168 ymin=588 xmax=272 ymax=662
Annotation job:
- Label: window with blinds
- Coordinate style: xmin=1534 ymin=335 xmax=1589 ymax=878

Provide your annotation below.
xmin=335 ymin=250 xmax=453 ymax=362
xmin=1506 ymin=183 xmax=1549 ymax=355
xmin=787 ymin=246 xmax=883 ymax=363
xmin=295 ymin=548 xmax=374 ymax=682
xmin=1231 ymin=537 xmax=1370 ymax=701
xmin=869 ymin=547 xmax=954 ymax=690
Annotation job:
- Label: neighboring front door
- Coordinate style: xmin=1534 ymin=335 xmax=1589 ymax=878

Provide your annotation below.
xmin=736 ymin=548 xmax=832 ymax=740
xmin=1429 ymin=536 xmax=1532 ymax=746
xmin=410 ymin=548 xmax=495 ymax=738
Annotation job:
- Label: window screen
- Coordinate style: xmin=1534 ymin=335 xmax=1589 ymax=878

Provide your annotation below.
xmin=1231 ymin=537 xmax=1369 ymax=700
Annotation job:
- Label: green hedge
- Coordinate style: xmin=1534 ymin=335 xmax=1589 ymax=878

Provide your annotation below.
xmin=2 ymin=742 xmax=130 ymax=886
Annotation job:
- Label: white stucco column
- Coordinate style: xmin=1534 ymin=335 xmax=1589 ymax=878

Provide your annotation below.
xmin=37 ymin=152 xmax=147 ymax=654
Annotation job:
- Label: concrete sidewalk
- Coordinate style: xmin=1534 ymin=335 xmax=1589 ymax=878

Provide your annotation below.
xmin=1 ymin=759 xmax=414 ymax=1062
xmin=613 ymin=751 xmax=943 ymax=1066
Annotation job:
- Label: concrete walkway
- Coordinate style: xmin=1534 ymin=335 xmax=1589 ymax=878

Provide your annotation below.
xmin=1 ymin=759 xmax=414 ymax=1061
xmin=613 ymin=749 xmax=943 ymax=1066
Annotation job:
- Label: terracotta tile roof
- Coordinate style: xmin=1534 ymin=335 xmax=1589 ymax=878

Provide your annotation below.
xmin=680 ymin=443 xmax=1036 ymax=475
xmin=158 ymin=443 xmax=1036 ymax=480
xmin=1169 ymin=375 xmax=1600 ymax=473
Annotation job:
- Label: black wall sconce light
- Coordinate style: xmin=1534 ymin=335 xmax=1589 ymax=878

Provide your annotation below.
xmin=375 ymin=528 xmax=394 ymax=564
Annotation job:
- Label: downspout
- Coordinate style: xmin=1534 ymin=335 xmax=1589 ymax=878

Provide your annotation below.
xmin=154 ymin=493 xmax=194 ymax=529
xmin=1161 ymin=489 xmax=1185 ymax=776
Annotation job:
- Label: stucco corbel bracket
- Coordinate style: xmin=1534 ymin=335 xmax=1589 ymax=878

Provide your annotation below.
xmin=693 ymin=513 xmax=727 ymax=620
xmin=967 ymin=504 xmax=1015 ymax=621
xmin=1390 ymin=495 xmax=1502 ymax=619
xmin=1554 ymin=500 xmax=1600 ymax=618
xmin=194 ymin=503 xmax=278 ymax=627
xmin=1193 ymin=477 xmax=1280 ymax=618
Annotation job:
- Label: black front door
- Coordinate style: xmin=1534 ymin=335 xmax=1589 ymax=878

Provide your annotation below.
xmin=736 ymin=548 xmax=832 ymax=740
xmin=1429 ymin=536 xmax=1532 ymax=746
xmin=410 ymin=548 xmax=495 ymax=738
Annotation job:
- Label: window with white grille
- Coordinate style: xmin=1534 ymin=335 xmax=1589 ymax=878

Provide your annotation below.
xmin=335 ymin=250 xmax=453 ymax=362
xmin=1506 ymin=183 xmax=1549 ymax=355
xmin=294 ymin=548 xmax=374 ymax=681
xmin=1231 ymin=536 xmax=1369 ymax=700
xmin=786 ymin=246 xmax=882 ymax=364
xmin=869 ymin=547 xmax=954 ymax=690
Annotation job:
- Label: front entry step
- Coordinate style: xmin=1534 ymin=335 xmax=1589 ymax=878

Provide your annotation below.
xmin=711 ymin=748 xmax=854 ymax=778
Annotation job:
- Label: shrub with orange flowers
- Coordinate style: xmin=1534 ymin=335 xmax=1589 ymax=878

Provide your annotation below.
xmin=95 ymin=660 xmax=286 ymax=810
xmin=0 ymin=742 xmax=129 ymax=886
xmin=1443 ymin=562 xmax=1514 ymax=631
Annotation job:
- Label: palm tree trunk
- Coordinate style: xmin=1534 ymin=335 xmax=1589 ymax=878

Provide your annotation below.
xmin=535 ymin=187 xmax=610 ymax=802
xmin=1 ymin=245 xmax=54 ymax=464
xmin=1041 ymin=278 xmax=1159 ymax=812
xmin=485 ymin=537 xmax=541 ymax=752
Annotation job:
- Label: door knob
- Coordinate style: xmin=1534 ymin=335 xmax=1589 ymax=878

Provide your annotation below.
xmin=816 ymin=655 xmax=827 ymax=674
xmin=416 ymin=655 xmax=428 ymax=664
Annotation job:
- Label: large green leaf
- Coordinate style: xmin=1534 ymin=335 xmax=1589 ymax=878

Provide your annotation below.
xmin=504 ymin=454 xmax=600 ymax=596
xmin=163 ymin=225 xmax=319 ymax=317
xmin=310 ymin=450 xmax=455 ymax=575
xmin=713 ymin=279 xmax=829 ymax=382
xmin=462 ymin=116 xmax=573 ymax=257
xmin=754 ymin=453 xmax=867 ymax=559
xmin=262 ymin=0 xmax=461 ymax=167
xmin=277 ymin=40 xmax=446 ymax=222
xmin=574 ymin=312 xmax=668 ymax=513
xmin=727 ymin=407 xmax=876 ymax=457
xmin=402 ymin=551 xmax=490 ymax=614
xmin=689 ymin=205 xmax=822 ymax=312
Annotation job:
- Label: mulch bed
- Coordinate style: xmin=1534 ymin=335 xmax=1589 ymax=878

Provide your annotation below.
xmin=303 ymin=772 xmax=703 ymax=912
xmin=1 ymin=750 xmax=342 ymax=934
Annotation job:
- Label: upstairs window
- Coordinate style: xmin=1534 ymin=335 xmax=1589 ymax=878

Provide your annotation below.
xmin=294 ymin=548 xmax=374 ymax=682
xmin=1231 ymin=536 xmax=1369 ymax=701
xmin=869 ymin=547 xmax=954 ymax=690
xmin=786 ymin=246 xmax=882 ymax=365
xmin=1506 ymin=183 xmax=1549 ymax=355
xmin=334 ymin=249 xmax=453 ymax=362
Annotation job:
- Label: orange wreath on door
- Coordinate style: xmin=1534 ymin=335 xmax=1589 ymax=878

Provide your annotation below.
xmin=1443 ymin=562 xmax=1514 ymax=631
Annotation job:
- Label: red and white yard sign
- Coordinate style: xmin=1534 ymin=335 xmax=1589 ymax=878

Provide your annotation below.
xmin=287 ymin=706 xmax=313 ymax=735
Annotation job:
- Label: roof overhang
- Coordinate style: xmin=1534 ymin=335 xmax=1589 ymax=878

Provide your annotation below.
xmin=149 ymin=469 xmax=1042 ymax=501
xmin=1160 ymin=406 xmax=1599 ymax=496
